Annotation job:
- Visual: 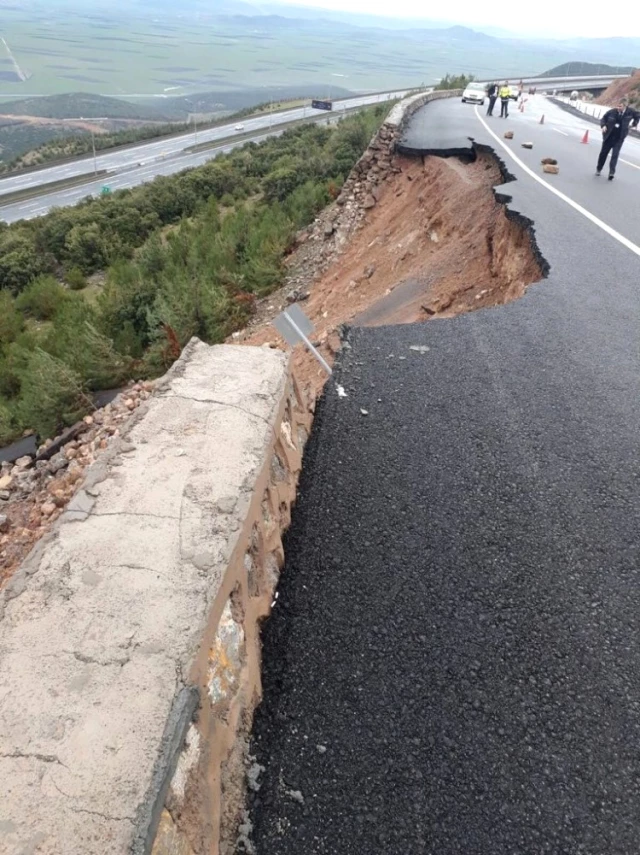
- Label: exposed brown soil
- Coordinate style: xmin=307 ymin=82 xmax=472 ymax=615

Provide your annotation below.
xmin=595 ymin=71 xmax=640 ymax=108
xmin=240 ymin=152 xmax=544 ymax=397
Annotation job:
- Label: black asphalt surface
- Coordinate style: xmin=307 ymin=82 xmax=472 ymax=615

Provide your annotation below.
xmin=249 ymin=97 xmax=640 ymax=854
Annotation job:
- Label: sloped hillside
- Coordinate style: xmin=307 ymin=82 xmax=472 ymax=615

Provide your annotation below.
xmin=596 ymin=71 xmax=640 ymax=107
xmin=543 ymin=62 xmax=635 ymax=77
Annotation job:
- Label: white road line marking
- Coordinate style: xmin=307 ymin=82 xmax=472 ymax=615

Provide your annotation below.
xmin=621 ymin=158 xmax=640 ymax=171
xmin=553 ymin=128 xmax=569 ymax=136
xmin=473 ymin=106 xmax=640 ymax=260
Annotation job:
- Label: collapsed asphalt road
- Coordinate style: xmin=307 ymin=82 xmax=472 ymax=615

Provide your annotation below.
xmin=248 ymin=97 xmax=640 ymax=853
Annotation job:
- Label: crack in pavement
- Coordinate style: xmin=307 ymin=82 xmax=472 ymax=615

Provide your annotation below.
xmin=0 ymin=751 xmax=68 ymax=768
xmin=158 ymin=392 xmax=275 ymax=428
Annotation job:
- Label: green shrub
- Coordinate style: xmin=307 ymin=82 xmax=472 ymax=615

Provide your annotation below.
xmin=18 ymin=348 xmax=92 ymax=440
xmin=66 ymin=267 xmax=88 ymax=290
xmin=0 ymin=291 xmax=24 ymax=346
xmin=43 ymin=299 xmax=131 ymax=390
xmin=15 ymin=275 xmax=67 ymax=320
xmin=0 ymin=230 xmax=49 ymax=293
xmin=436 ymin=73 xmax=475 ymax=90
xmin=0 ymin=397 xmax=15 ymax=445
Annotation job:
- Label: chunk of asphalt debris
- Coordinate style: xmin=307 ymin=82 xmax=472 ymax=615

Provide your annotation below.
xmin=247 ymin=760 xmax=266 ymax=792
xmin=521 ymin=142 xmax=533 ymax=149
xmin=287 ymin=789 xmax=305 ymax=805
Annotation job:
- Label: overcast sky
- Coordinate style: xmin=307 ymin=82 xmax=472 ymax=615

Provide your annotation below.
xmin=275 ymin=0 xmax=640 ymax=38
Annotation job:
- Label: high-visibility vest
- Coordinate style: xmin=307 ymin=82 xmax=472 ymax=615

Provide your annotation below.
xmin=499 ymin=86 xmax=510 ymax=99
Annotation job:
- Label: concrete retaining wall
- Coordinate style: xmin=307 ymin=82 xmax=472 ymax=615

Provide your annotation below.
xmin=0 ymin=339 xmax=311 ymax=855
xmin=317 ymin=89 xmax=462 ymax=254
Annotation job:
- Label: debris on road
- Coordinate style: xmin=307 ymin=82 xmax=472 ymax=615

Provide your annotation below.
xmin=522 ymin=142 xmax=533 ymax=149
xmin=504 ymin=131 xmax=514 ymax=139
xmin=409 ymin=345 xmax=430 ymax=353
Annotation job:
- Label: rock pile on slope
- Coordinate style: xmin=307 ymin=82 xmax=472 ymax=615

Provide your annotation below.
xmin=0 ymin=381 xmax=154 ymax=585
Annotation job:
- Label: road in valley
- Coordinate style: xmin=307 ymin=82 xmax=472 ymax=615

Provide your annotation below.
xmin=249 ymin=94 xmax=640 ymax=853
xmin=0 ymin=90 xmax=407 ymax=223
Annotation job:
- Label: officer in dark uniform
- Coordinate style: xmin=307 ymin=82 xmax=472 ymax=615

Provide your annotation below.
xmin=486 ymin=83 xmax=498 ymax=117
xmin=596 ymin=97 xmax=640 ymax=180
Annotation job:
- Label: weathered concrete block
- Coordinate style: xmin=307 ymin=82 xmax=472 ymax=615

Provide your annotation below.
xmin=0 ymin=339 xmax=311 ymax=855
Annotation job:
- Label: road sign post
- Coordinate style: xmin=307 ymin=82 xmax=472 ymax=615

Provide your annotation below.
xmin=273 ymin=304 xmax=332 ymax=375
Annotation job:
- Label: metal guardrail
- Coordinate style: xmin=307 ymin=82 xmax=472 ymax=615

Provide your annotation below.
xmin=476 ymin=74 xmax=627 ymax=91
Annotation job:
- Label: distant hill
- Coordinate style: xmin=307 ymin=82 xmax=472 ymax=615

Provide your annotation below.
xmin=541 ymin=62 xmax=636 ymax=77
xmin=0 ymin=86 xmax=355 ymax=123
xmin=0 ymin=93 xmax=168 ymax=121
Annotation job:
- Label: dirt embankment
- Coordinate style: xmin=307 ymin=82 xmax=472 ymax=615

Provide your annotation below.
xmin=241 ymin=150 xmax=545 ymax=395
xmin=1 ymin=146 xmax=544 ymax=589
xmin=596 ymin=71 xmax=640 ymax=107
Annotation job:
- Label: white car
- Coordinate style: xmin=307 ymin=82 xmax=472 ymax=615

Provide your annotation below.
xmin=235 ymin=124 xmax=245 ymax=131
xmin=461 ymin=82 xmax=486 ymax=105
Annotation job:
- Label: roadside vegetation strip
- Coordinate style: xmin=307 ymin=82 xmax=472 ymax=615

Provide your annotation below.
xmin=0 ymin=170 xmax=110 ymax=207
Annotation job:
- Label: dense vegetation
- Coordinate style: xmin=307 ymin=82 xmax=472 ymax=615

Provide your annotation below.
xmin=0 ymin=105 xmax=386 ymax=444
xmin=435 ymin=74 xmax=475 ymax=91
xmin=0 ymin=122 xmax=89 ymax=170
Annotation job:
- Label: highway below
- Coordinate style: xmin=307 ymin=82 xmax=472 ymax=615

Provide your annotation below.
xmin=249 ymin=95 xmax=640 ymax=853
xmin=0 ymin=90 xmax=406 ymax=223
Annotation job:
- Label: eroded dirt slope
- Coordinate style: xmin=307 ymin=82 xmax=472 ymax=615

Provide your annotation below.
xmin=241 ymin=152 xmax=544 ymax=395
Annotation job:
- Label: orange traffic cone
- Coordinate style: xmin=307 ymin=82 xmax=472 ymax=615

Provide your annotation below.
xmin=539 ymin=114 xmax=545 ymax=124
xmin=581 ymin=130 xmax=589 ymax=144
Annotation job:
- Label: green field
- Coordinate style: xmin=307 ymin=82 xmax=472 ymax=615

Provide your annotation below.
xmin=0 ymin=7 xmax=589 ymax=100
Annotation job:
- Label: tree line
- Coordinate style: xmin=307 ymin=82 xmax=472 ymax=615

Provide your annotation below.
xmin=0 ymin=105 xmax=386 ymax=444
xmin=435 ymin=74 xmax=475 ymax=90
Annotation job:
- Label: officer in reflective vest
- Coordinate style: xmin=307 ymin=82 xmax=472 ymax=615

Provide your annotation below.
xmin=499 ymin=82 xmax=511 ymax=118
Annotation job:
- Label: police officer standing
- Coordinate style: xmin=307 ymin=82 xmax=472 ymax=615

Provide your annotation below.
xmin=596 ymin=97 xmax=640 ymax=180
xmin=499 ymin=81 xmax=511 ymax=118
xmin=487 ymin=82 xmax=498 ymax=117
